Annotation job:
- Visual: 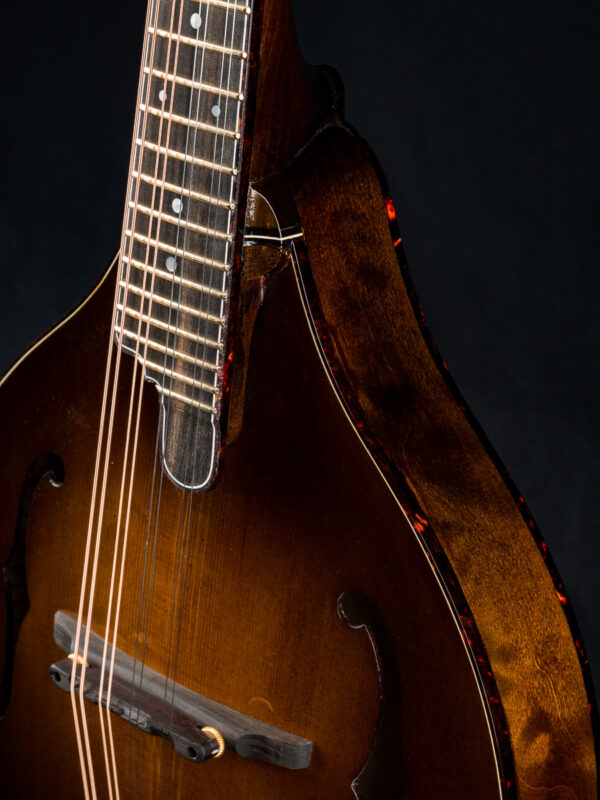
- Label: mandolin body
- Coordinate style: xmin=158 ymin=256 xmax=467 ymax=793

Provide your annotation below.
xmin=0 ymin=1 xmax=597 ymax=798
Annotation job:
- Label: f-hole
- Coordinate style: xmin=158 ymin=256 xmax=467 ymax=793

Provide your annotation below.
xmin=0 ymin=452 xmax=64 ymax=716
xmin=337 ymin=591 xmax=406 ymax=799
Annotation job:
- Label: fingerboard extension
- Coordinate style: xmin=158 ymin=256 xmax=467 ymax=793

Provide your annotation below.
xmin=114 ymin=0 xmax=255 ymax=490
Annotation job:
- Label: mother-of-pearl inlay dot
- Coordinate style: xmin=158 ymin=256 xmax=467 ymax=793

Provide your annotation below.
xmin=172 ymin=198 xmax=183 ymax=214
xmin=190 ymin=13 xmax=202 ymax=30
xmin=165 ymin=256 xmax=177 ymax=273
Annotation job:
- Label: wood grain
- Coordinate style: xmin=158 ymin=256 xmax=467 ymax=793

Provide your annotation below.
xmin=0 ymin=250 xmax=502 ymax=797
xmin=0 ymin=0 xmax=595 ymax=796
xmin=283 ymin=122 xmax=598 ymax=799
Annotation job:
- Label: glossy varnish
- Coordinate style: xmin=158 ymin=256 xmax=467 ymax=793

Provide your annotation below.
xmin=0 ymin=0 xmax=596 ymax=797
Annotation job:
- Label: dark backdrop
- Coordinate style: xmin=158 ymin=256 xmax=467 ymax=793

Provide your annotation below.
xmin=1 ymin=1 xmax=599 ymax=690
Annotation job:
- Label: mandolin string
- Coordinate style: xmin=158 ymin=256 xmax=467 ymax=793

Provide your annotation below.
xmin=129 ymin=466 xmax=169 ymax=800
xmin=101 ymin=0 xmax=196 ymax=794
xmin=88 ymin=7 xmax=167 ymax=797
xmin=161 ymin=3 xmax=243 ymax=780
xmin=99 ymin=0 xmax=188 ymax=796
xmin=131 ymin=2 xmax=249 ymax=793
xmin=68 ymin=0 xmax=165 ymax=796
xmin=106 ymin=0 xmax=185 ymax=728
xmin=150 ymin=0 xmax=227 ymax=790
xmin=93 ymin=2 xmax=243 ymax=795
xmin=126 ymin=0 xmax=216 ymax=793
xmin=108 ymin=45 xmax=177 ymax=800
xmin=142 ymin=2 xmax=237 ymax=791
xmin=157 ymin=488 xmax=191 ymax=798
xmin=69 ymin=298 xmax=121 ymax=800
xmin=162 ymin=9 xmax=249 ymax=794
xmin=123 ymin=426 xmax=161 ymax=800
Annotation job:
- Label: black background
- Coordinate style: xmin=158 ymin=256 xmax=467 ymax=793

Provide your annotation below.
xmin=1 ymin=1 xmax=599 ymax=691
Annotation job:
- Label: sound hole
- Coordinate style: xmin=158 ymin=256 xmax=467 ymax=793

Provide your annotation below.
xmin=0 ymin=452 xmax=64 ymax=715
xmin=337 ymin=591 xmax=406 ymax=799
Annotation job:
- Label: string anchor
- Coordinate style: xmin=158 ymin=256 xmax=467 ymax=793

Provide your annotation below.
xmin=51 ymin=610 xmax=313 ymax=769
xmin=200 ymin=726 xmax=226 ymax=759
xmin=68 ymin=652 xmax=89 ymax=668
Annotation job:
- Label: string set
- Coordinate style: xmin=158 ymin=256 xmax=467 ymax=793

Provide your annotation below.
xmin=68 ymin=1 xmax=253 ymax=797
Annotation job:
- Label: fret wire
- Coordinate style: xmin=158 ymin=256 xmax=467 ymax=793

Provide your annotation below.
xmin=125 ymin=230 xmax=230 ymax=271
xmin=139 ymin=103 xmax=241 ymax=140
xmin=128 ymin=202 xmax=232 ymax=241
xmin=190 ymin=0 xmax=251 ymax=13
xmin=143 ymin=357 xmax=219 ymax=393
xmin=115 ymin=325 xmax=219 ymax=372
xmin=118 ymin=291 xmax=224 ymax=325
xmin=136 ymin=138 xmax=238 ymax=174
xmin=121 ymin=281 xmax=221 ymax=322
xmin=156 ymin=385 xmax=217 ymax=414
xmin=147 ymin=26 xmax=248 ymax=59
xmin=131 ymin=172 xmax=235 ymax=210
xmin=122 ymin=255 xmax=228 ymax=298
xmin=143 ymin=67 xmax=244 ymax=100
xmin=117 ymin=304 xmax=223 ymax=350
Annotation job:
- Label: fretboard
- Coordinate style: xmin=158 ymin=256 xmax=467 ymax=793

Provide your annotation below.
xmin=115 ymin=0 xmax=254 ymax=490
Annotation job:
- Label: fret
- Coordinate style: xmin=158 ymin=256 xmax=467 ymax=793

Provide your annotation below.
xmin=145 ymin=72 xmax=241 ymax=107
xmin=147 ymin=26 xmax=247 ymax=59
xmin=143 ymin=358 xmax=219 ymax=394
xmin=118 ymin=291 xmax=224 ymax=325
xmin=136 ymin=138 xmax=238 ymax=175
xmin=154 ymin=2 xmax=249 ymax=50
xmin=132 ymin=175 xmax=233 ymax=233
xmin=149 ymin=43 xmax=244 ymax=101
xmin=128 ymin=202 xmax=232 ymax=241
xmin=125 ymin=230 xmax=230 ymax=271
xmin=131 ymin=172 xmax=235 ymax=210
xmin=121 ymin=282 xmax=224 ymax=337
xmin=139 ymin=121 xmax=237 ymax=186
xmin=143 ymin=67 xmax=244 ymax=101
xmin=143 ymin=74 xmax=241 ymax=136
xmin=190 ymin=0 xmax=251 ymax=13
xmin=139 ymin=103 xmax=241 ymax=140
xmin=117 ymin=304 xmax=223 ymax=351
xmin=121 ymin=280 xmax=220 ymax=322
xmin=126 ymin=218 xmax=230 ymax=269
xmin=122 ymin=256 xmax=228 ymax=298
xmin=115 ymin=326 xmax=219 ymax=372
xmin=120 ymin=285 xmax=226 ymax=332
xmin=156 ymin=385 xmax=216 ymax=414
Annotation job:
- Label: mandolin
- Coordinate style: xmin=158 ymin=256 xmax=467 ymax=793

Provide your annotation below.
xmin=0 ymin=0 xmax=597 ymax=798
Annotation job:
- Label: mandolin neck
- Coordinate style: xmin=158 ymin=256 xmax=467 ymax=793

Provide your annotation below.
xmin=111 ymin=0 xmax=335 ymax=492
xmin=114 ymin=0 xmax=258 ymax=491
